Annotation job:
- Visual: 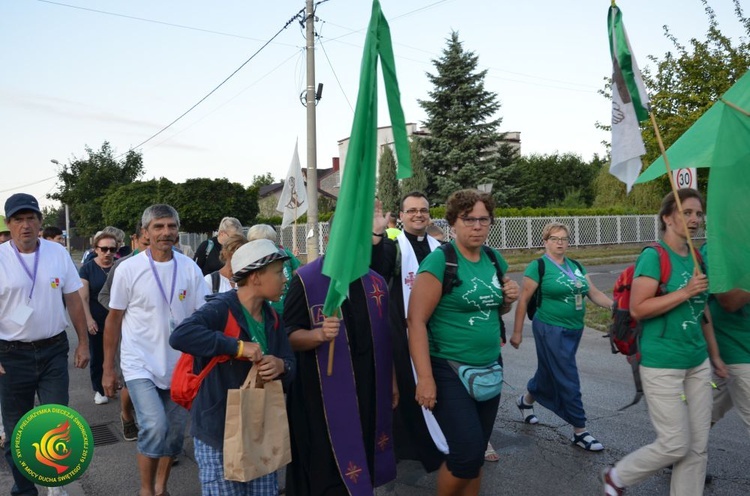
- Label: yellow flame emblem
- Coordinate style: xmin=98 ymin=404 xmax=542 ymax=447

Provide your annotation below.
xmin=32 ymin=420 xmax=71 ymax=474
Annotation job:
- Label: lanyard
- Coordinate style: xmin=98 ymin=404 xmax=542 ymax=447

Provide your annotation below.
xmin=543 ymin=254 xmax=579 ymax=283
xmin=146 ymin=249 xmax=177 ymax=308
xmin=11 ymin=240 xmax=40 ymax=300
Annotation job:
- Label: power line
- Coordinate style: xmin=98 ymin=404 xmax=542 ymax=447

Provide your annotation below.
xmin=36 ymin=0 xmax=298 ymax=47
xmin=123 ymin=7 xmax=306 ymax=155
xmin=0 ymin=176 xmax=56 ymax=194
xmin=318 ymin=39 xmax=354 ymax=113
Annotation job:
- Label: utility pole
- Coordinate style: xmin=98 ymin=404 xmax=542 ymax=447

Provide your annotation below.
xmin=305 ymin=0 xmax=320 ymax=261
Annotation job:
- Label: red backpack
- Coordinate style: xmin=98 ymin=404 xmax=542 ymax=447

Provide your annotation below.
xmin=170 ymin=309 xmax=278 ymax=410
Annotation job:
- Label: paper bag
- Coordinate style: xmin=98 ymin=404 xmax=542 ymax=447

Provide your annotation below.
xmin=223 ymin=367 xmax=292 ymax=482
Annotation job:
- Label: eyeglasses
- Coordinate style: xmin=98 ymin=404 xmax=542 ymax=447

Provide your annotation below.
xmin=97 ymin=246 xmax=118 ymax=253
xmin=403 ymin=208 xmax=430 ymax=216
xmin=460 ymin=216 xmax=492 ymax=227
xmin=547 ymin=236 xmax=569 ymax=244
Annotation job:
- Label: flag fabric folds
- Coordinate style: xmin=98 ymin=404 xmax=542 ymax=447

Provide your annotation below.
xmin=608 ymin=4 xmax=650 ymax=192
xmin=277 ymin=139 xmax=308 ymax=229
xmin=322 ymin=0 xmax=411 ymax=316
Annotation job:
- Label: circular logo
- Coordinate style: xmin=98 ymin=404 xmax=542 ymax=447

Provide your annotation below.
xmin=11 ymin=404 xmax=94 ymax=487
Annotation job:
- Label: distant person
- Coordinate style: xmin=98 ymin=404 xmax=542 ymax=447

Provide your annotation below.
xmin=194 ymin=217 xmax=243 ymax=276
xmin=510 ymin=222 xmax=613 ymax=452
xmin=386 ymin=212 xmax=402 ymax=240
xmin=79 ymin=231 xmax=119 ymax=406
xmin=42 ymin=225 xmax=66 ymax=246
xmin=84 ymin=226 xmax=126 ymax=263
xmin=0 ymin=216 xmax=9 ymax=244
xmin=426 ymin=222 xmax=446 ymax=243
xmin=0 ymin=193 xmax=90 ymax=496
xmin=602 ymin=189 xmax=727 ymax=496
xmin=102 ymin=204 xmax=209 ymax=496
xmin=204 ymin=234 xmax=247 ymax=294
xmin=246 ymin=224 xmax=301 ymax=315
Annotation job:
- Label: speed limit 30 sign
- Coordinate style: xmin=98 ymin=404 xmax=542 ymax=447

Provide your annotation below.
xmin=672 ymin=168 xmax=697 ymax=190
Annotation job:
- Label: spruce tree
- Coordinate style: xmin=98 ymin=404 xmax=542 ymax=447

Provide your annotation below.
xmin=400 ymin=139 xmax=429 ymax=201
xmin=418 ymin=31 xmax=509 ymax=203
xmin=376 ymin=145 xmax=400 ymax=213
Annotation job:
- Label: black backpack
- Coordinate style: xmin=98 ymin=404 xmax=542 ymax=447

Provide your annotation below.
xmin=439 ymin=243 xmax=507 ymax=344
xmin=525 ymin=257 xmax=583 ymax=320
xmin=209 ymin=270 xmax=222 ymax=294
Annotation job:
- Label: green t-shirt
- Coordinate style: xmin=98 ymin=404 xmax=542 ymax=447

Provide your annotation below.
xmin=635 ymin=242 xmax=708 ymax=369
xmin=418 ymin=241 xmax=508 ymax=365
xmin=524 ymin=257 xmax=589 ymax=329
xmin=271 ymin=247 xmax=302 ymax=315
xmin=701 ymin=244 xmax=750 ymax=365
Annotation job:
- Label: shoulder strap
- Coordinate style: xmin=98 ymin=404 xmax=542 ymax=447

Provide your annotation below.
xmin=481 ymin=245 xmax=505 ymax=282
xmin=535 ymin=257 xmax=546 ymax=309
xmin=210 ymin=271 xmax=221 ymax=294
xmin=649 ymin=243 xmax=672 ymax=292
xmin=568 ymin=258 xmax=583 ymax=273
xmin=439 ymin=243 xmax=460 ymax=296
xmin=205 ymin=239 xmax=214 ymax=257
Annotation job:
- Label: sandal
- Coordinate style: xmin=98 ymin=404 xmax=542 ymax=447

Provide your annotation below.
xmin=571 ymin=431 xmax=604 ymax=451
xmin=516 ymin=394 xmax=539 ymax=424
xmin=601 ymin=467 xmax=625 ymax=495
xmin=484 ymin=442 xmax=499 ymax=462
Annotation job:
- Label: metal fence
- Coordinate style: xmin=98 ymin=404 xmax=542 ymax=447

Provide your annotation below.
xmin=182 ymin=215 xmax=705 ymax=256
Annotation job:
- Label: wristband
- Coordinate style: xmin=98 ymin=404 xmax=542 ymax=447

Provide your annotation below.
xmin=372 ymin=231 xmax=386 ymax=237
xmin=236 ymin=340 xmax=244 ymax=359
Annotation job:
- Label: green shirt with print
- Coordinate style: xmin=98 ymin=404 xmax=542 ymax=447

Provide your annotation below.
xmin=271 ymin=247 xmax=301 ymax=315
xmin=418 ymin=241 xmax=508 ymax=366
xmin=524 ymin=257 xmax=589 ymax=329
xmin=701 ymin=244 xmax=750 ymax=365
xmin=636 ymin=242 xmax=708 ymax=369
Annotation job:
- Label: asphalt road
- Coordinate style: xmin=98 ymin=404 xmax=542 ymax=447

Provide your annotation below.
xmin=3 ymin=262 xmax=749 ymax=495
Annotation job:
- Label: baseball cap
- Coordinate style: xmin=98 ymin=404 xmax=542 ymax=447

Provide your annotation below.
xmin=5 ymin=193 xmax=42 ymax=219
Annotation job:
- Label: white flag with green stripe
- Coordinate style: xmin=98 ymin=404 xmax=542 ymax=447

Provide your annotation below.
xmin=608 ymin=4 xmax=650 ymax=192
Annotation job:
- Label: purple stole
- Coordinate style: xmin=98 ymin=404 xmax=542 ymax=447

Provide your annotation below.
xmin=297 ymin=258 xmax=396 ymax=494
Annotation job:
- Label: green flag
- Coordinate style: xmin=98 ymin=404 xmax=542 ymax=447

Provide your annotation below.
xmin=322 ymin=0 xmax=411 ymax=315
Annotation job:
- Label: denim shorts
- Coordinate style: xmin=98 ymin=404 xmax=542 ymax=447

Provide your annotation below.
xmin=126 ymin=378 xmax=189 ymax=458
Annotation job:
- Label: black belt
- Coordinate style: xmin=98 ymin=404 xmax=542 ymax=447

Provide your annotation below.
xmin=0 ymin=331 xmax=67 ymax=350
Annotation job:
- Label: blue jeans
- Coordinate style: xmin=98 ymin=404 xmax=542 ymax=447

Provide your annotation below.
xmin=0 ymin=332 xmax=70 ymax=496
xmin=126 ymin=378 xmax=188 ymax=458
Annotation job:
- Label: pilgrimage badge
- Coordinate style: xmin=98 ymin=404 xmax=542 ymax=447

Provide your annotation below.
xmin=11 ymin=404 xmax=94 ymax=487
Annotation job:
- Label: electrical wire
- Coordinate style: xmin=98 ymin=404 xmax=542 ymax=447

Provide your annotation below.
xmin=122 ymin=7 xmax=306 ymax=155
xmin=0 ymin=176 xmax=56 ymax=194
xmin=318 ymin=39 xmax=354 ymax=113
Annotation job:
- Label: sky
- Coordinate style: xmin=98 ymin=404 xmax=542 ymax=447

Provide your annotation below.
xmin=1 ymin=0 xmax=747 ymax=210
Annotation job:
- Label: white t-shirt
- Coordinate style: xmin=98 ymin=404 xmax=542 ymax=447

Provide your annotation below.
xmin=0 ymin=239 xmax=82 ymax=342
xmin=109 ymin=250 xmax=208 ymax=389
xmin=203 ymin=272 xmax=235 ymax=294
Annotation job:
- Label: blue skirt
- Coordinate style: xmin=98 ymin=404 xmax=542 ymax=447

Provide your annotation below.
xmin=527 ymin=318 xmax=586 ymax=428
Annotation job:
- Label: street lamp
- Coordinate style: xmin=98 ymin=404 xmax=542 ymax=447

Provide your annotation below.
xmin=50 ymin=159 xmax=71 ymax=253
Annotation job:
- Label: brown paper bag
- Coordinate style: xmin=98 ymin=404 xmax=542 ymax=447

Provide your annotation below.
xmin=223 ymin=367 xmax=292 ymax=482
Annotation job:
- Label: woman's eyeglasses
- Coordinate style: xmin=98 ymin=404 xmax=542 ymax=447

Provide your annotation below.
xmin=97 ymin=246 xmax=118 ymax=253
xmin=547 ymin=236 xmax=569 ymax=244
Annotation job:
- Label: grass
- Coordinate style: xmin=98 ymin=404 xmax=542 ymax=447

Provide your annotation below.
xmin=503 ymin=243 xmax=645 ymax=272
xmin=584 ymin=298 xmax=613 ymax=333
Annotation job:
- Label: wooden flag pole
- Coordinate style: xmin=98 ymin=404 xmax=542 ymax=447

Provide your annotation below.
xmin=648 ymin=111 xmax=703 ymax=273
xmin=327 ymin=308 xmax=339 ymax=376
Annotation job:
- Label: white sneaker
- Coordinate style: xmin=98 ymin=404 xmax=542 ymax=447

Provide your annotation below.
xmin=94 ymin=392 xmax=109 ymax=405
xmin=47 ymin=486 xmax=69 ymax=496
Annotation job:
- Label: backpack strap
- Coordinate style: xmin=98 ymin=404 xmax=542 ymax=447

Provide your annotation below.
xmin=649 ymin=244 xmax=673 ymax=295
xmin=482 ymin=246 xmax=508 ymax=344
xmin=439 ymin=243 xmax=461 ymax=296
xmin=210 ymin=271 xmax=221 ymax=294
xmin=533 ymin=257 xmax=546 ymax=310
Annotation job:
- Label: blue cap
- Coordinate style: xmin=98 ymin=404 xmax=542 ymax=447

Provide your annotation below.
xmin=5 ymin=193 xmax=42 ymax=219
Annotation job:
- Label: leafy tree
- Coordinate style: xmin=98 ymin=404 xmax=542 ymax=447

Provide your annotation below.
xmin=167 ymin=178 xmax=258 ymax=234
xmin=250 ymin=173 xmax=276 ymax=189
xmin=376 ymin=145 xmax=399 ymax=213
xmin=41 ymin=205 xmax=65 ymax=229
xmin=418 ymin=31 xmax=509 ymax=203
xmin=400 ymin=139 xmax=429 ymax=201
xmin=595 ymin=0 xmax=750 ymax=207
xmin=101 ymin=178 xmax=177 ymax=233
xmin=511 ymin=153 xmax=599 ymax=208
xmin=49 ymin=142 xmax=144 ymax=236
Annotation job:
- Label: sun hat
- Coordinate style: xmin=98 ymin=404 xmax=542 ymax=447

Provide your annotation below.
xmin=0 ymin=215 xmax=9 ymax=234
xmin=231 ymin=239 xmax=290 ymax=282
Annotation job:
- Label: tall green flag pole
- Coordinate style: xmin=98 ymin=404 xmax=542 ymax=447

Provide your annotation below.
xmin=321 ymin=0 xmax=411 ymax=375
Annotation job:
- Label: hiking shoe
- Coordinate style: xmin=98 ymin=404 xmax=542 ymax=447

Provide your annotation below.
xmin=516 ymin=395 xmax=539 ymax=424
xmin=94 ymin=392 xmax=109 ymax=405
xmin=121 ymin=415 xmax=138 ymax=441
xmin=572 ymin=431 xmax=604 ymax=451
xmin=601 ymin=467 xmax=624 ymax=495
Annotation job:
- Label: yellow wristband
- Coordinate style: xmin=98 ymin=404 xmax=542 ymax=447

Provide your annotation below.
xmin=236 ymin=340 xmax=244 ymax=359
